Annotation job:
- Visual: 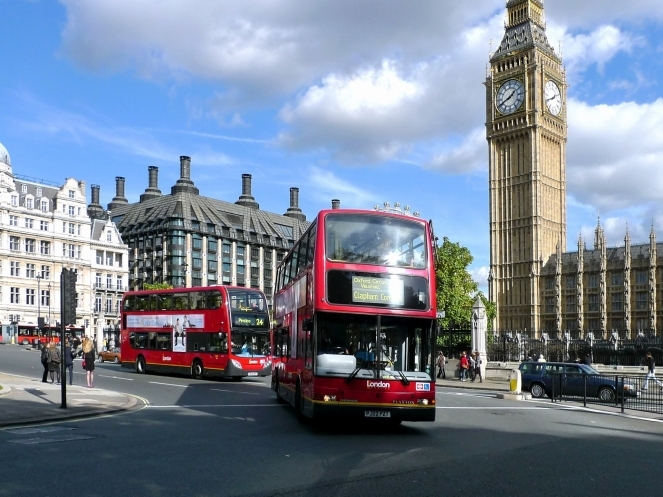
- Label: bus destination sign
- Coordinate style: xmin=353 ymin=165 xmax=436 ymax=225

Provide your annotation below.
xmin=351 ymin=276 xmax=404 ymax=306
xmin=232 ymin=313 xmax=268 ymax=328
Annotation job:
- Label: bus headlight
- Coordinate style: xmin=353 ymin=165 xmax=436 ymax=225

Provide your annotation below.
xmin=231 ymin=359 xmax=242 ymax=369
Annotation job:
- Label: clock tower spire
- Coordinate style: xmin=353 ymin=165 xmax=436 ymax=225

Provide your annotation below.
xmin=486 ymin=0 xmax=567 ymax=335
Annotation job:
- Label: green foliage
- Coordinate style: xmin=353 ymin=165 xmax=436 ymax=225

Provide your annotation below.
xmin=143 ymin=283 xmax=173 ymax=290
xmin=435 ymin=237 xmax=497 ymax=331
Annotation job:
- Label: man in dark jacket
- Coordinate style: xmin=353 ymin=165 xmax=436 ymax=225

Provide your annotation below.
xmin=642 ymin=351 xmax=663 ymax=391
xmin=64 ymin=340 xmax=75 ymax=385
xmin=582 ymin=353 xmax=592 ymax=365
xmin=40 ymin=342 xmax=49 ymax=383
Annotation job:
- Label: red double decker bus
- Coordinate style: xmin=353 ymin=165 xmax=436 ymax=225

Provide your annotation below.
xmin=272 ymin=208 xmax=437 ymax=423
xmin=120 ymin=286 xmax=271 ymax=380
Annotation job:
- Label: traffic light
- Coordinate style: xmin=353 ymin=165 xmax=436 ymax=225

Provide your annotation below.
xmin=61 ymin=269 xmax=77 ymax=326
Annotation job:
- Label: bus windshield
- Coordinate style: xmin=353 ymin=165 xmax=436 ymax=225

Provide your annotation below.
xmin=315 ymin=312 xmax=430 ymax=379
xmin=325 ymin=213 xmax=426 ymax=268
xmin=232 ymin=331 xmax=270 ymax=357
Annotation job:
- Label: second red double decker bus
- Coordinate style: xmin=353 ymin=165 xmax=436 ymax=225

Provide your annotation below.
xmin=272 ymin=208 xmax=437 ymax=423
xmin=121 ymin=286 xmax=271 ymax=380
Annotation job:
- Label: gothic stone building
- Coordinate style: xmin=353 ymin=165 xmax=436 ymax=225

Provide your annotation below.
xmin=485 ymin=1 xmax=658 ymax=339
xmin=98 ymin=156 xmax=310 ymax=307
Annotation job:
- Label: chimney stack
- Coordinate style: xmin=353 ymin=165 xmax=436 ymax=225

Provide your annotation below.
xmin=87 ymin=184 xmax=105 ymax=220
xmin=331 ymin=199 xmax=341 ymax=210
xmin=107 ymin=176 xmax=129 ymax=212
xmin=171 ymin=155 xmax=199 ymax=195
xmin=140 ymin=166 xmax=163 ymax=202
xmin=235 ymin=173 xmax=259 ymax=209
xmin=284 ymin=187 xmax=306 ymax=221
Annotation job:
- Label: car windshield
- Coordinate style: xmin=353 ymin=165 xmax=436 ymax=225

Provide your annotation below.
xmin=583 ymin=365 xmax=600 ymax=375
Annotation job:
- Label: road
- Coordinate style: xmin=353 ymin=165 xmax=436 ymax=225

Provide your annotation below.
xmin=1 ymin=344 xmax=662 ymax=497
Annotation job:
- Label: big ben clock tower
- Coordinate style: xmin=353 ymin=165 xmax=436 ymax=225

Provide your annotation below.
xmin=487 ymin=0 xmax=567 ymax=334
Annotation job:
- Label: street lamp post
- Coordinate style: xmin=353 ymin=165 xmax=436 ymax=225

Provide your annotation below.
xmin=47 ymin=282 xmax=51 ymax=329
xmin=36 ymin=275 xmax=42 ymax=343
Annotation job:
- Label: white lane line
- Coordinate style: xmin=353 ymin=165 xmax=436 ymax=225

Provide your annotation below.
xmin=436 ymin=406 xmax=550 ymax=410
xmin=211 ymin=389 xmax=259 ymax=395
xmin=147 ymin=404 xmax=283 ymax=408
xmin=98 ymin=375 xmax=133 ymax=381
xmin=149 ymin=381 xmax=189 ymax=388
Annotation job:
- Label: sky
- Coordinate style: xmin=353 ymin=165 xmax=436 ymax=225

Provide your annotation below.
xmin=2 ymin=0 xmax=663 ymax=294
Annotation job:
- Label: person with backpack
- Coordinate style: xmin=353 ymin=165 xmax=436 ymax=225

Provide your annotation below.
xmin=47 ymin=342 xmax=61 ymax=384
xmin=40 ymin=342 xmax=49 ymax=383
xmin=459 ymin=351 xmax=470 ymax=381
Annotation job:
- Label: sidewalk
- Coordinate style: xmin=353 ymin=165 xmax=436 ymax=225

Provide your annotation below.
xmin=0 ymin=372 xmax=144 ymax=428
xmin=435 ymin=375 xmax=510 ymax=392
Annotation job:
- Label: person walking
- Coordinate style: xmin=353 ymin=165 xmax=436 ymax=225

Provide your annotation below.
xmin=82 ymin=338 xmax=96 ymax=388
xmin=642 ymin=351 xmax=663 ymax=392
xmin=48 ymin=342 xmax=61 ymax=384
xmin=64 ymin=339 xmax=75 ymax=385
xmin=583 ymin=353 xmax=592 ymax=365
xmin=40 ymin=341 xmax=49 ymax=383
xmin=436 ymin=351 xmax=446 ymax=379
xmin=468 ymin=353 xmax=476 ymax=381
xmin=459 ymin=351 xmax=470 ymax=381
xmin=473 ymin=352 xmax=483 ymax=383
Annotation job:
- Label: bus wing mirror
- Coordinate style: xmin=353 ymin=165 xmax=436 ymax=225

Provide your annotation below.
xmin=302 ymin=318 xmax=313 ymax=332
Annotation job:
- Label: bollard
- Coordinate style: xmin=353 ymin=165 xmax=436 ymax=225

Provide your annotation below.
xmin=509 ymin=369 xmax=522 ymax=394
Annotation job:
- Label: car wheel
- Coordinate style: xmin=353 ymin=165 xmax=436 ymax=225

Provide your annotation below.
xmin=99 ymin=356 xmax=104 ymax=363
xmin=191 ymin=360 xmax=204 ymax=380
xmin=598 ymin=386 xmax=616 ymax=402
xmin=530 ymin=383 xmax=546 ymax=398
xmin=114 ymin=356 xmax=119 ymax=364
xmin=136 ymin=356 xmax=146 ymax=374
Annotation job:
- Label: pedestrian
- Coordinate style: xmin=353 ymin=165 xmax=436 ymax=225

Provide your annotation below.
xmin=473 ymin=352 xmax=483 ymax=383
xmin=642 ymin=351 xmax=663 ymax=392
xmin=582 ymin=353 xmax=591 ymax=365
xmin=82 ymin=337 xmax=96 ymax=388
xmin=64 ymin=339 xmax=75 ymax=385
xmin=436 ymin=351 xmax=446 ymax=379
xmin=459 ymin=351 xmax=470 ymax=381
xmin=537 ymin=353 xmax=546 ymax=362
xmin=48 ymin=342 xmax=61 ymax=384
xmin=468 ymin=353 xmax=476 ymax=381
xmin=40 ymin=341 xmax=49 ymax=383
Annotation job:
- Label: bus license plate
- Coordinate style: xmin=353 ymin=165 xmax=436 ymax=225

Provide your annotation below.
xmin=364 ymin=410 xmax=391 ymax=418
xmin=247 ymin=372 xmax=258 ymax=377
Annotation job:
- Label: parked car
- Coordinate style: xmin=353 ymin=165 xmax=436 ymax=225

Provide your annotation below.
xmin=98 ymin=347 xmax=121 ymax=364
xmin=518 ymin=361 xmax=639 ymax=402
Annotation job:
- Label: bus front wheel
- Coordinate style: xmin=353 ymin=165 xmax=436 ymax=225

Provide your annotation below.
xmin=275 ymin=376 xmax=285 ymax=404
xmin=136 ymin=356 xmax=146 ymax=374
xmin=192 ymin=360 xmax=204 ymax=380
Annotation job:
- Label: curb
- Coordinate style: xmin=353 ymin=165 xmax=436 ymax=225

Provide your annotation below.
xmin=435 ymin=381 xmax=510 ymax=392
xmin=0 ymin=385 xmax=11 ymax=397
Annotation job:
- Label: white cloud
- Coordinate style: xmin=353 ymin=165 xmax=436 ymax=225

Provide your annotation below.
xmin=306 ymin=166 xmax=377 ymax=207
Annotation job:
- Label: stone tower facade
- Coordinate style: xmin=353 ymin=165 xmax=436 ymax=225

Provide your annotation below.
xmin=486 ymin=0 xmax=568 ymax=334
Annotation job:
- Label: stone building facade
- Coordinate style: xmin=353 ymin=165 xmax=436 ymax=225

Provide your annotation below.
xmin=0 ymin=142 xmax=128 ymax=342
xmin=105 ymin=156 xmax=310 ymax=307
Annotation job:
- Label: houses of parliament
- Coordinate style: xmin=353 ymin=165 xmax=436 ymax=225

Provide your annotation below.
xmin=487 ymin=0 xmax=658 ymax=339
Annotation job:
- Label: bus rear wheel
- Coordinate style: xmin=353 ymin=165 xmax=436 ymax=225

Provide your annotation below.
xmin=192 ymin=360 xmax=204 ymax=380
xmin=136 ymin=356 xmax=146 ymax=374
xmin=274 ymin=376 xmax=285 ymax=404
xmin=295 ymin=382 xmax=306 ymax=423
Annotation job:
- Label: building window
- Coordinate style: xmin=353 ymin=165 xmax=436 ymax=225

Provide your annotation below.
xmin=611 ymin=273 xmax=623 ymax=286
xmin=588 ymin=274 xmax=598 ymax=288
xmin=208 ymin=260 xmax=217 ymax=271
xmin=41 ymin=265 xmax=50 ymax=279
xmin=68 ymin=205 xmax=75 ymax=216
xmin=26 ymin=264 xmax=35 ymax=278
xmin=192 ymin=235 xmax=203 ymax=250
xmin=68 ymin=244 xmax=75 ymax=258
xmin=11 ymin=196 xmax=17 ymax=206
xmin=636 ymin=292 xmax=647 ymax=310
xmin=566 ymin=275 xmax=575 ymax=288
xmin=116 ymin=276 xmax=123 ymax=290
xmin=106 ymin=253 xmax=113 ymax=265
xmin=107 ymin=231 xmax=112 ymax=241
xmin=40 ymin=241 xmax=50 ymax=255
xmin=565 ymin=319 xmax=576 ymax=331
xmin=588 ymin=294 xmax=599 ymax=312
xmin=36 ymin=187 xmax=42 ymax=197
xmin=237 ymin=245 xmax=245 ymax=258
xmin=40 ymin=220 xmax=48 ymax=231
xmin=41 ymin=200 xmax=48 ymax=212
xmin=25 ymin=218 xmax=33 ymax=229
xmin=95 ymin=296 xmax=102 ymax=313
xmin=69 ymin=222 xmax=75 ymax=235
xmin=208 ymin=239 xmax=217 ymax=252
xmin=635 ymin=270 xmax=647 ymax=285
xmin=26 ymin=239 xmax=35 ymax=253
xmin=21 ymin=184 xmax=27 ymax=193
xmin=636 ymin=318 xmax=648 ymax=331
xmin=62 ymin=222 xmax=66 ymax=233
xmin=565 ymin=295 xmax=575 ymax=313
xmin=10 ymin=287 xmax=19 ymax=304
xmin=251 ymin=247 xmax=259 ymax=259
xmin=588 ymin=319 xmax=598 ymax=330
xmin=10 ymin=261 xmax=20 ymax=276
xmin=26 ymin=288 xmax=35 ymax=305
xmin=41 ymin=290 xmax=50 ymax=307
xmin=26 ymin=198 xmax=33 ymax=209
xmin=251 ymin=267 xmax=259 ymax=278
xmin=611 ymin=293 xmax=623 ymax=311
xmin=106 ymin=274 xmax=113 ymax=288
xmin=222 ymin=243 xmax=231 ymax=254
xmin=77 ymin=245 xmax=82 ymax=259
xmin=95 ymin=273 xmax=102 ymax=288
xmin=9 ymin=215 xmax=18 ymax=226
xmin=545 ymin=297 xmax=555 ymax=313
xmin=106 ymin=298 xmax=113 ymax=313
xmin=545 ymin=278 xmax=554 ymax=290
xmin=77 ymin=224 xmax=81 ymax=235
xmin=10 ymin=236 xmax=20 ymax=251
xmin=68 ymin=190 xmax=75 ymax=198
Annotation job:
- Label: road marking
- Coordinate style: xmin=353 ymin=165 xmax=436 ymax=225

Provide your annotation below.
xmin=149 ymin=381 xmax=189 ymax=388
xmin=211 ymin=389 xmax=259 ymax=395
xmin=98 ymin=375 xmax=133 ymax=381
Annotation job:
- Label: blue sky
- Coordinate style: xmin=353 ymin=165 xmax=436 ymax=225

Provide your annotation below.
xmin=2 ymin=0 xmax=663 ymax=293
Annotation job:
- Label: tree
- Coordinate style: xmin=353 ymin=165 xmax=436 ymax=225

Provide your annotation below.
xmin=143 ymin=283 xmax=173 ymax=290
xmin=435 ymin=237 xmax=495 ymax=329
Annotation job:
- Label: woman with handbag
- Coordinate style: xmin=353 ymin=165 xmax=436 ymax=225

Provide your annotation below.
xmin=82 ymin=337 xmax=96 ymax=388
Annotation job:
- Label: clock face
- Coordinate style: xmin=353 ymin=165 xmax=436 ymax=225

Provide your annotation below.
xmin=496 ymin=79 xmax=525 ymax=115
xmin=544 ymin=80 xmax=562 ymax=115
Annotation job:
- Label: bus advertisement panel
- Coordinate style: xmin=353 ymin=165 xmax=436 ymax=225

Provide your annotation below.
xmin=272 ymin=209 xmax=437 ymax=423
xmin=121 ymin=286 xmax=271 ymax=380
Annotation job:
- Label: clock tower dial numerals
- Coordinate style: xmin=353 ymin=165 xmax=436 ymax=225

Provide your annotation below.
xmin=496 ymin=79 xmax=525 ymax=115
xmin=544 ymin=80 xmax=562 ymax=115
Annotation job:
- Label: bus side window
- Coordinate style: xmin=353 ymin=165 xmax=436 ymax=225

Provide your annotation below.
xmin=161 ymin=295 xmax=173 ymax=310
xmin=207 ymin=291 xmax=222 ymax=310
xmin=194 ymin=292 xmax=206 ymax=309
xmin=124 ymin=296 xmax=134 ymax=311
xmin=173 ymin=293 xmax=190 ymax=310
